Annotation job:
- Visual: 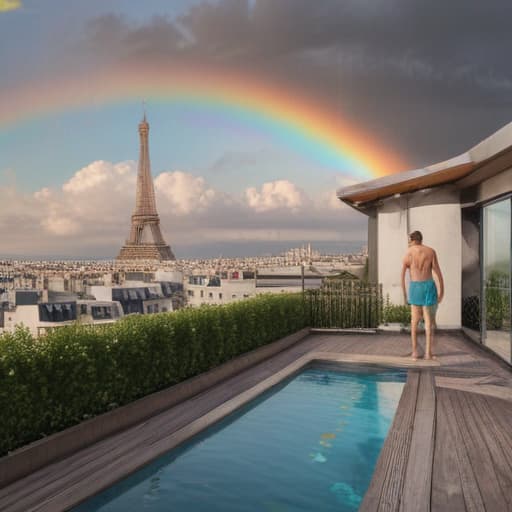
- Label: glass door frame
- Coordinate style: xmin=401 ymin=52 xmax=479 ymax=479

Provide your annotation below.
xmin=480 ymin=193 xmax=512 ymax=362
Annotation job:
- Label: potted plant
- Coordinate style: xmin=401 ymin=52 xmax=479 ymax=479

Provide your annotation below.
xmin=381 ymin=295 xmax=411 ymax=331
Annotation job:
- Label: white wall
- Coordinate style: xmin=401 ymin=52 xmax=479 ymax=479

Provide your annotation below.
xmin=154 ymin=270 xmax=184 ymax=283
xmin=184 ymin=279 xmax=303 ymax=307
xmin=88 ymin=286 xmax=113 ymax=301
xmin=377 ymin=197 xmax=409 ymax=306
xmin=408 ymin=203 xmax=461 ymax=328
xmin=143 ymin=298 xmax=173 ymax=313
xmin=185 ymin=280 xmax=256 ymax=307
xmin=377 ymin=187 xmax=462 ymax=328
xmin=47 ymin=277 xmax=65 ymax=292
xmin=477 ymin=167 xmax=512 ymax=203
xmin=3 ymin=306 xmax=40 ymax=335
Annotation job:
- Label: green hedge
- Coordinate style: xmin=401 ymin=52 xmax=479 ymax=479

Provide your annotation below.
xmin=0 ymin=293 xmax=306 ymax=455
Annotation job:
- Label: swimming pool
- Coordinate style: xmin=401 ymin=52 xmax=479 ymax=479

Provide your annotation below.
xmin=74 ymin=365 xmax=406 ymax=512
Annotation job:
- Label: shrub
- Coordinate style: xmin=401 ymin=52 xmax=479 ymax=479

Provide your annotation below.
xmin=382 ymin=295 xmax=411 ymax=325
xmin=0 ymin=293 xmax=305 ymax=455
xmin=485 ymin=271 xmax=508 ymax=330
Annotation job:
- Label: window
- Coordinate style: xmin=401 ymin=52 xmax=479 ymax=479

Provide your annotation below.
xmin=39 ymin=302 xmax=77 ymax=322
xmin=92 ymin=306 xmax=112 ymax=320
xmin=219 ymin=293 xmax=223 ymax=300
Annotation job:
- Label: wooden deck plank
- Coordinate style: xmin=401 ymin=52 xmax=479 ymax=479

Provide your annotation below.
xmin=431 ymin=394 xmax=466 ymax=512
xmin=359 ymin=371 xmax=419 ymax=512
xmin=449 ymin=389 xmax=508 ymax=511
xmin=483 ymin=397 xmax=512 ymax=456
xmin=399 ymin=371 xmax=436 ymax=512
xmin=467 ymin=394 xmax=512 ymax=509
xmin=438 ymin=389 xmax=486 ymax=512
xmin=437 ymin=389 xmax=485 ymax=512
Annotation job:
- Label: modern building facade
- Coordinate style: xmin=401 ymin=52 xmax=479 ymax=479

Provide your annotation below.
xmin=337 ymin=122 xmax=512 ymax=363
xmin=117 ymin=114 xmax=175 ymax=261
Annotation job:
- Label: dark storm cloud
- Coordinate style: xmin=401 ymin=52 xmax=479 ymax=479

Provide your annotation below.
xmin=79 ymin=0 xmax=512 ymax=167
xmin=84 ymin=0 xmax=512 ymax=82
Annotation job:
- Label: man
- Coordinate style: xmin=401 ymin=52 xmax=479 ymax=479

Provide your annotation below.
xmin=401 ymin=230 xmax=444 ymax=360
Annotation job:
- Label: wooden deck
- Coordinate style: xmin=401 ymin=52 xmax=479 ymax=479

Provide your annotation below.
xmin=0 ymin=331 xmax=511 ymax=511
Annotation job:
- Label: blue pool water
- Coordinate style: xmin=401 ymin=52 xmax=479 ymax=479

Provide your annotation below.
xmin=75 ymin=365 xmax=406 ymax=512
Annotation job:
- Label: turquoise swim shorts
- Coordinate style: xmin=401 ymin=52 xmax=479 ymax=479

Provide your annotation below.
xmin=409 ymin=279 xmax=438 ymax=306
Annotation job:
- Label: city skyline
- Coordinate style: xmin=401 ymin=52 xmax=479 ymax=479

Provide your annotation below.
xmin=1 ymin=1 xmax=512 ymax=258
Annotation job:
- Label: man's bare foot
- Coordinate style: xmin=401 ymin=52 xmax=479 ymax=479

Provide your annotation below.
xmin=410 ymin=351 xmax=419 ymax=361
xmin=424 ymin=354 xmax=437 ymax=360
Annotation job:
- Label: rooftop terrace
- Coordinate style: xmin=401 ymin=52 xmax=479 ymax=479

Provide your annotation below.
xmin=1 ymin=331 xmax=511 ymax=511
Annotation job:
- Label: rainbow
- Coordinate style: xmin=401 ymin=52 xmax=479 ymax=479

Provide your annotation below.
xmin=0 ymin=64 xmax=407 ymax=177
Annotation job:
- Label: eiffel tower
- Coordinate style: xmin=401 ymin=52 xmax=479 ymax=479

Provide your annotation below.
xmin=117 ymin=113 xmax=175 ymax=261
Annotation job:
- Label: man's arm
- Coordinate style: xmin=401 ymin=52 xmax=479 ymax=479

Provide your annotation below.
xmin=401 ymin=253 xmax=409 ymax=304
xmin=432 ymin=250 xmax=444 ymax=302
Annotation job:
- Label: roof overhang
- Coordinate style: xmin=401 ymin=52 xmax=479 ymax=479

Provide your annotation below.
xmin=337 ymin=121 xmax=512 ymax=212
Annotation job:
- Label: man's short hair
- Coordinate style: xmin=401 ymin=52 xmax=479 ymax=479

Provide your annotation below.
xmin=409 ymin=230 xmax=423 ymax=243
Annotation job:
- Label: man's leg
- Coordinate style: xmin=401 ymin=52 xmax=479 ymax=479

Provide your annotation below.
xmin=423 ymin=305 xmax=435 ymax=359
xmin=410 ymin=305 xmax=422 ymax=360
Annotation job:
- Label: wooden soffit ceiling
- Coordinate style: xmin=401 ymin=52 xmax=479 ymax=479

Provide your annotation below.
xmin=340 ymin=162 xmax=475 ymax=205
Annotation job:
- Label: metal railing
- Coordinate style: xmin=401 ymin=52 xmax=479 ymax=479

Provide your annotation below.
xmin=304 ymin=279 xmax=382 ymax=328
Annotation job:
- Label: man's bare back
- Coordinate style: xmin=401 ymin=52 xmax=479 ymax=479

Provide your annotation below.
xmin=404 ymin=244 xmax=436 ymax=282
xmin=401 ymin=236 xmax=444 ymax=306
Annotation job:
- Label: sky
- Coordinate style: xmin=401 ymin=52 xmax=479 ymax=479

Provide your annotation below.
xmin=1 ymin=0 xmax=512 ymax=259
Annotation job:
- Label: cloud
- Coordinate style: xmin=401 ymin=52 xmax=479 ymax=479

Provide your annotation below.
xmin=155 ymin=170 xmax=219 ymax=215
xmin=245 ymin=180 xmax=306 ymax=212
xmin=27 ymin=161 xmax=135 ymax=242
xmin=315 ymin=191 xmax=347 ymax=212
xmin=84 ymin=13 xmax=185 ymax=64
xmin=0 ymin=161 xmax=365 ymax=258
xmin=40 ymin=214 xmax=79 ymax=236
xmin=62 ymin=160 xmax=133 ymax=194
xmin=80 ymin=1 xmax=512 ymax=97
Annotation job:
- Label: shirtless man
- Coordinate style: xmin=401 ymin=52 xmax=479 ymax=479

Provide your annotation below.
xmin=401 ymin=231 xmax=444 ymax=360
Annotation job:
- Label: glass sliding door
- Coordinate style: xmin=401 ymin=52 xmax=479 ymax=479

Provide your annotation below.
xmin=482 ymin=197 xmax=511 ymax=362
